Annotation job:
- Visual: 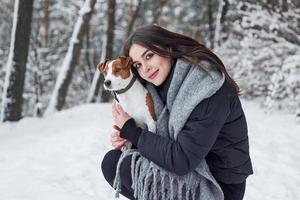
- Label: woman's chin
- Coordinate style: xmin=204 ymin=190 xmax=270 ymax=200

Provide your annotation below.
xmin=151 ymin=79 xmax=163 ymax=86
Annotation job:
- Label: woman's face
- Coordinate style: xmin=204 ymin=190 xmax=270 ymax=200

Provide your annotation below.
xmin=129 ymin=43 xmax=172 ymax=86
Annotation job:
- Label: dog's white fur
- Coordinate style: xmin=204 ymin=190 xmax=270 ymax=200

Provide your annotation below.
xmin=99 ymin=57 xmax=156 ymax=141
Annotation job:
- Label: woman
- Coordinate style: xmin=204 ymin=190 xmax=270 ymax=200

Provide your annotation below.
xmin=101 ymin=25 xmax=253 ymax=200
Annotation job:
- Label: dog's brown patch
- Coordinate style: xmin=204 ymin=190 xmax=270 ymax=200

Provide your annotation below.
xmin=112 ymin=59 xmax=131 ymax=79
xmin=146 ymin=93 xmax=156 ymax=121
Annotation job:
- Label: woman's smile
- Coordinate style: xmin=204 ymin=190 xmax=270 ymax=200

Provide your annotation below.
xmin=148 ymin=70 xmax=159 ymax=79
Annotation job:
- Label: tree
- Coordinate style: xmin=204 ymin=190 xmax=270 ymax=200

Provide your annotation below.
xmin=87 ymin=0 xmax=116 ymax=103
xmin=126 ymin=0 xmax=143 ymax=37
xmin=45 ymin=0 xmax=96 ymax=114
xmin=215 ymin=0 xmax=300 ymax=119
xmin=0 ymin=0 xmax=34 ymax=122
xmin=151 ymin=0 xmax=169 ymax=24
xmin=214 ymin=0 xmax=228 ymax=48
xmin=42 ymin=0 xmax=50 ymax=47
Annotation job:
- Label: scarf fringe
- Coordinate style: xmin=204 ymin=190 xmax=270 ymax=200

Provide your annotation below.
xmin=113 ymin=149 xmax=224 ymax=200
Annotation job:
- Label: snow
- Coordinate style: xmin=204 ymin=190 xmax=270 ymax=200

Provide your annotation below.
xmin=0 ymin=100 xmax=300 ymax=200
xmin=79 ymin=0 xmax=93 ymax=16
xmin=0 ymin=0 xmax=19 ymax=122
xmin=0 ymin=103 xmax=126 ymax=200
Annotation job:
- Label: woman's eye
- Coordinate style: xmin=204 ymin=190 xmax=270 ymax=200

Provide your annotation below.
xmin=133 ymin=63 xmax=141 ymax=69
xmin=145 ymin=53 xmax=154 ymax=60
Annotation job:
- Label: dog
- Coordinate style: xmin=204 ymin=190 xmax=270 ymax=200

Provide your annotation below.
xmin=97 ymin=56 xmax=157 ymax=150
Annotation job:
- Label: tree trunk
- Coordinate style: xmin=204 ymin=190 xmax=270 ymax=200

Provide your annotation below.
xmin=126 ymin=0 xmax=142 ymax=37
xmin=88 ymin=0 xmax=116 ymax=103
xmin=100 ymin=0 xmax=116 ymax=102
xmin=0 ymin=0 xmax=34 ymax=122
xmin=84 ymin=22 xmax=94 ymax=83
xmin=207 ymin=0 xmax=214 ymax=49
xmin=106 ymin=0 xmax=116 ymax=59
xmin=214 ymin=0 xmax=223 ymax=48
xmin=152 ymin=0 xmax=168 ymax=24
xmin=86 ymin=35 xmax=106 ymax=103
xmin=43 ymin=0 xmax=50 ymax=47
xmin=45 ymin=0 xmax=96 ymax=114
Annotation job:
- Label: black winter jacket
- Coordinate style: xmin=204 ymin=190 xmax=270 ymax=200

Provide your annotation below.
xmin=120 ymin=62 xmax=253 ymax=184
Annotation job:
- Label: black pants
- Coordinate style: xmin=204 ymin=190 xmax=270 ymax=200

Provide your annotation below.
xmin=101 ymin=149 xmax=137 ymax=200
xmin=101 ymin=149 xmax=246 ymax=200
xmin=218 ymin=180 xmax=246 ymax=200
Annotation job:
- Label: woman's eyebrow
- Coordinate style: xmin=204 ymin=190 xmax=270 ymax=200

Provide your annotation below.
xmin=141 ymin=49 xmax=150 ymax=58
xmin=132 ymin=49 xmax=150 ymax=64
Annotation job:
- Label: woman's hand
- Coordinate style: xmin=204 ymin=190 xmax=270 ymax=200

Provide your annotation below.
xmin=112 ymin=100 xmax=131 ymax=129
xmin=110 ymin=125 xmax=128 ymax=149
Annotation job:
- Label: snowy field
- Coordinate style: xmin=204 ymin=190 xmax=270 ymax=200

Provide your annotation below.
xmin=0 ymin=100 xmax=299 ymax=200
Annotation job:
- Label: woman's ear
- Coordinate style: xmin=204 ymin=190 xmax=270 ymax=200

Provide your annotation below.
xmin=97 ymin=59 xmax=109 ymax=73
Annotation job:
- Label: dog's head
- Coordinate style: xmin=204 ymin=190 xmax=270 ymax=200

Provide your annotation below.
xmin=97 ymin=56 xmax=133 ymax=91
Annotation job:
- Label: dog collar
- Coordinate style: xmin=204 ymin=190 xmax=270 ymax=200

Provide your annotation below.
xmin=111 ymin=75 xmax=137 ymax=102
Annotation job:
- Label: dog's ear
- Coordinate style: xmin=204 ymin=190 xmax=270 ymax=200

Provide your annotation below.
xmin=97 ymin=59 xmax=109 ymax=73
xmin=119 ymin=56 xmax=132 ymax=69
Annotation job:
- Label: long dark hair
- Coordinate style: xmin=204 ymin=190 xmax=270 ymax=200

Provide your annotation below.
xmin=123 ymin=24 xmax=240 ymax=94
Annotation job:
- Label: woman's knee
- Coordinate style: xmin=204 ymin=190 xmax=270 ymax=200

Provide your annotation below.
xmin=120 ymin=155 xmax=134 ymax=188
xmin=101 ymin=149 xmax=122 ymax=183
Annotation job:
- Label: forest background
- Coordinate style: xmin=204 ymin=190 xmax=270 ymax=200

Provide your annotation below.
xmin=0 ymin=0 xmax=299 ymax=122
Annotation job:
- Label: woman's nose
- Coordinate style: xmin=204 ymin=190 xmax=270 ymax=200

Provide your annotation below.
xmin=143 ymin=64 xmax=151 ymax=73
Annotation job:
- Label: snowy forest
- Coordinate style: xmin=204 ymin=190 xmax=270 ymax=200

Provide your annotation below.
xmin=1 ymin=0 xmax=300 ymax=200
xmin=0 ymin=0 xmax=299 ymax=122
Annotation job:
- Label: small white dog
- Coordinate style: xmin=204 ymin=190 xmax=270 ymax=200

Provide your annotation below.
xmin=97 ymin=56 xmax=157 ymax=149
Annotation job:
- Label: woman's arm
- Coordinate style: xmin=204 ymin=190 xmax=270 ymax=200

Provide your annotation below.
xmin=120 ymin=86 xmax=233 ymax=176
xmin=121 ymin=116 xmax=224 ymax=176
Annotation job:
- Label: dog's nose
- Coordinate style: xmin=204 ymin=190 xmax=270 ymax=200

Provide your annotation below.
xmin=104 ymin=80 xmax=111 ymax=87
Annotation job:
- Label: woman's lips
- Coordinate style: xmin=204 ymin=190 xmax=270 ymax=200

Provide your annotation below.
xmin=148 ymin=70 xmax=159 ymax=79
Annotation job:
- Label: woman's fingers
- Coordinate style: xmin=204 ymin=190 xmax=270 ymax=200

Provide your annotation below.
xmin=111 ymin=130 xmax=118 ymax=137
xmin=112 ymin=140 xmax=127 ymax=149
xmin=114 ymin=100 xmax=125 ymax=115
xmin=116 ymin=103 xmax=125 ymax=115
xmin=111 ymin=130 xmax=126 ymax=143
xmin=113 ymin=124 xmax=121 ymax=131
xmin=112 ymin=100 xmax=120 ymax=117
xmin=111 ymin=135 xmax=126 ymax=142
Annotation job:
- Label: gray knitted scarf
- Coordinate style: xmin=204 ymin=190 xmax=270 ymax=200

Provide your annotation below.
xmin=113 ymin=59 xmax=225 ymax=200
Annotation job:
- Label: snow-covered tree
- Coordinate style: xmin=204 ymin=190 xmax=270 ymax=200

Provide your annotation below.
xmin=2 ymin=0 xmax=298 ymax=121
xmin=215 ymin=0 xmax=300 ymax=118
xmin=88 ymin=0 xmax=116 ymax=103
xmin=45 ymin=0 xmax=96 ymax=115
xmin=0 ymin=0 xmax=34 ymax=122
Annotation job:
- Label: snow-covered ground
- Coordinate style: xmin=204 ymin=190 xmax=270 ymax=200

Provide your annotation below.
xmin=0 ymin=100 xmax=299 ymax=200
